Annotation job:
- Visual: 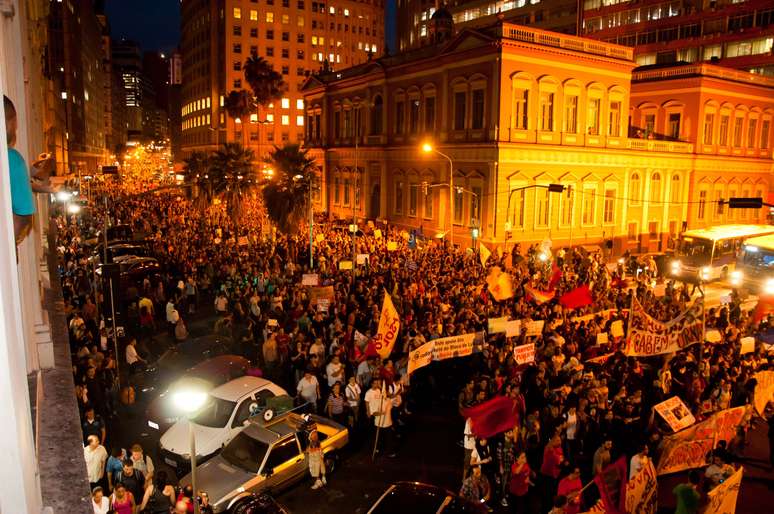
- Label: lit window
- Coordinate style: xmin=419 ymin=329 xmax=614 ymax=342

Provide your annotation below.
xmin=371 ymin=44 xmax=377 ymax=53
xmin=329 ymin=53 xmax=334 ymax=62
xmin=344 ymin=8 xmax=349 ymax=16
xmin=61 ymin=91 xmax=67 ymax=99
xmin=233 ymin=7 xmax=241 ymax=19
xmin=282 ymin=14 xmax=289 ymax=24
xmin=267 ymin=113 xmax=275 ymax=122
xmin=329 ymin=6 xmax=335 ymax=14
xmin=312 ymin=36 xmax=318 ymax=45
xmin=266 ymin=12 xmax=274 ymax=22
xmin=298 ymin=17 xmax=305 ymax=27
xmin=250 ymin=10 xmax=258 ymax=21
xmin=250 ymin=113 xmax=258 ymax=123
xmin=84 ymin=90 xmax=89 ymax=101
xmin=282 ymin=115 xmax=290 ymax=125
xmin=296 ymin=99 xmax=304 ymax=109
xmin=281 ymin=98 xmax=290 ymax=108
xmin=268 ymin=102 xmax=274 ymax=108
xmin=296 ymin=115 xmax=304 ymax=126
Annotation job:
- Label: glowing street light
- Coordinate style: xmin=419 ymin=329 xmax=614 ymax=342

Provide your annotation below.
xmin=421 ymin=142 xmax=455 ymax=248
xmin=55 ymin=191 xmax=72 ymax=202
xmin=172 ymin=379 xmax=210 ymax=514
xmin=67 ymin=204 xmax=81 ymax=214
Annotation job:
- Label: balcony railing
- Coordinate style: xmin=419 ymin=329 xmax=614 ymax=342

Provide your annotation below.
xmin=500 ymin=23 xmax=634 ymax=61
xmin=621 ymin=137 xmax=694 ymax=153
xmin=632 ymin=64 xmax=774 ymax=87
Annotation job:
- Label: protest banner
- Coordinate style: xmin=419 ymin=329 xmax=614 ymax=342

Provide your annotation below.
xmin=740 ymin=336 xmax=755 ymax=354
xmin=486 ymin=266 xmax=514 ymax=301
xmin=594 ymin=456 xmax=627 ymax=514
xmin=625 ymin=459 xmax=657 ymax=514
xmin=657 ymin=406 xmax=749 ymax=475
xmin=373 ymin=292 xmax=401 ymax=359
xmin=374 ymin=229 xmax=382 ymax=239
xmin=487 ymin=316 xmax=508 ymax=334
xmin=339 ymin=260 xmax=353 ymax=270
xmin=625 ymin=298 xmax=703 ymax=357
xmin=513 ymin=343 xmax=535 ymax=365
xmin=480 ymin=243 xmax=491 ymax=267
xmin=703 ymin=467 xmax=743 ymax=514
xmin=705 ymin=329 xmax=722 ymax=343
xmin=407 ymin=341 xmax=435 ymax=375
xmin=753 ymin=370 xmax=774 ymax=416
xmin=654 ymin=396 xmax=696 ymax=432
xmin=431 ymin=333 xmax=477 ymax=361
xmin=317 ymin=299 xmax=330 ymax=312
xmin=301 ymin=273 xmax=319 ymax=286
xmin=315 ymin=233 xmax=325 ymax=242
xmin=525 ymin=320 xmax=544 ymax=337
xmin=505 ymin=320 xmax=521 ymax=338
xmin=387 ymin=241 xmax=398 ymax=251
xmin=237 ymin=235 xmax=249 ymax=246
xmin=580 ymin=500 xmax=606 ymax=514
xmin=586 ymin=353 xmax=615 ymax=365
xmin=308 ymin=286 xmax=335 ymax=307
xmin=596 ymin=333 xmax=609 ymax=345
xmin=356 ymin=253 xmax=369 ymax=265
xmin=611 ymin=320 xmax=624 ymax=338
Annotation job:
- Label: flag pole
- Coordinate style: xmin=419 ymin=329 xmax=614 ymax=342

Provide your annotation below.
xmin=371 ymin=381 xmax=386 ymax=461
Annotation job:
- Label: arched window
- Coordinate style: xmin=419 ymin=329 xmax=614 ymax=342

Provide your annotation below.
xmin=650 ymin=172 xmax=661 ymax=203
xmin=370 ymin=95 xmax=383 ymax=135
xmin=671 ymin=174 xmax=681 ymax=203
xmin=630 ymin=173 xmax=641 ymax=204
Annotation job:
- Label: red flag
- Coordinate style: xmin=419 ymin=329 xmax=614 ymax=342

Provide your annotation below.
xmin=559 ymin=284 xmax=594 ymax=310
xmin=593 ymin=456 xmax=628 ymax=514
xmin=548 ymin=263 xmax=562 ymax=290
xmin=462 ymin=396 xmax=518 ymax=439
xmin=753 ymin=294 xmax=774 ymax=323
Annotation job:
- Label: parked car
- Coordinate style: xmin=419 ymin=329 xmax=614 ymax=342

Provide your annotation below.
xmin=89 ymin=241 xmax=152 ymax=264
xmin=181 ymin=412 xmax=348 ymax=513
xmin=145 ymin=354 xmax=249 ymax=433
xmin=367 ymin=482 xmax=488 ymax=514
xmin=159 ymin=376 xmax=288 ymax=473
xmin=132 ymin=335 xmax=233 ymax=397
xmin=229 ymin=493 xmax=289 ymax=514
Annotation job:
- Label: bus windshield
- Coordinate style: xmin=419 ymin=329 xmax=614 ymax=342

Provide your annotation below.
xmin=677 ymin=237 xmax=713 ymax=266
xmin=741 ymin=246 xmax=774 ymax=272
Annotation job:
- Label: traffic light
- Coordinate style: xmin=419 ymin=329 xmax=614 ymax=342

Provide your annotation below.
xmin=728 ymin=197 xmax=763 ymax=209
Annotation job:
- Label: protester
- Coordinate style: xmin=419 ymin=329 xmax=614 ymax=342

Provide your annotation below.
xmin=673 ymin=470 xmax=702 ymax=514
xmin=83 ymin=435 xmax=107 ymax=492
xmin=91 ymin=486 xmax=110 ymax=514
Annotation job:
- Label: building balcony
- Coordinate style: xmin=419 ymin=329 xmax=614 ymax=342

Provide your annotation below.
xmin=622 ymin=137 xmax=694 ymax=153
xmin=632 ymin=63 xmax=774 ymax=87
xmin=500 ymin=23 xmax=634 ymax=61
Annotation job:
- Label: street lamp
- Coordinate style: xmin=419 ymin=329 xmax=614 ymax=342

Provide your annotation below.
xmin=294 ymin=173 xmax=314 ymax=269
xmin=172 ymin=379 xmax=209 ymax=514
xmin=421 ymin=143 xmax=455 ymax=248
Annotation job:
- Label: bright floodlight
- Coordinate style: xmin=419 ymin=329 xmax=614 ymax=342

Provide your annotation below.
xmin=67 ymin=204 xmax=81 ymax=214
xmin=55 ymin=191 xmax=71 ymax=202
xmin=421 ymin=143 xmax=433 ymax=153
xmin=173 ymin=390 xmax=207 ymax=414
xmin=538 ymin=252 xmax=549 ymax=262
xmin=293 ymin=174 xmax=304 ymax=180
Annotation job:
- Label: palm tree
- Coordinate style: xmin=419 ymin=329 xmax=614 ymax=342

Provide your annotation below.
xmin=209 ymin=143 xmax=259 ymax=225
xmin=262 ymin=144 xmax=317 ymax=234
xmin=224 ymin=90 xmax=255 ymax=145
xmin=243 ymin=56 xmax=286 ymax=156
xmin=182 ymin=151 xmax=213 ymax=211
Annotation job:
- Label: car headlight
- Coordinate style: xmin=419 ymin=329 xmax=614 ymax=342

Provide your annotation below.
xmin=147 ymin=420 xmax=160 ymax=430
xmin=764 ymin=278 xmax=774 ymax=296
xmin=730 ymin=270 xmax=743 ymax=286
xmin=700 ymin=267 xmax=711 ymax=281
xmin=670 ymin=260 xmax=681 ymax=274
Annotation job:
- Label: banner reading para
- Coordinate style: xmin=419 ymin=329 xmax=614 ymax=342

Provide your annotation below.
xmin=625 ymin=459 xmax=657 ymax=514
xmin=625 ymin=298 xmax=703 ymax=357
xmin=432 ymin=333 xmax=477 ymax=361
xmin=373 ymin=291 xmax=401 ymax=359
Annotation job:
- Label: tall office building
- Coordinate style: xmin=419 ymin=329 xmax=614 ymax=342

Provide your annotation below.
xmin=582 ymin=0 xmax=774 ymax=75
xmin=180 ymin=0 xmax=385 ymax=158
xmin=396 ymin=0 xmax=578 ymax=52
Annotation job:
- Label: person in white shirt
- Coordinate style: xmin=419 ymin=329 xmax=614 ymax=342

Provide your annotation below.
xmin=364 ymin=378 xmax=395 ymax=457
xmin=629 ymin=444 xmax=649 ymax=480
xmin=297 ymin=370 xmax=321 ymax=411
xmin=84 ymin=435 xmax=108 ymax=491
xmin=125 ymin=339 xmax=144 ymax=372
xmin=345 ymin=376 xmax=361 ymax=427
xmin=326 ymin=355 xmax=345 ymax=387
xmin=91 ymin=486 xmax=110 ymax=514
xmin=463 ymin=417 xmax=476 ymax=477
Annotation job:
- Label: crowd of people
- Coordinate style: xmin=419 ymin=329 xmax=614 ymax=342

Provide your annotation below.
xmin=55 ymin=177 xmax=774 ymax=514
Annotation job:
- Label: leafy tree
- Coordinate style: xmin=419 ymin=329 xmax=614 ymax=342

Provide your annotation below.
xmin=208 ymin=143 xmax=259 ymax=224
xmin=262 ymin=144 xmax=317 ymax=234
xmin=243 ymin=55 xmax=286 ymax=107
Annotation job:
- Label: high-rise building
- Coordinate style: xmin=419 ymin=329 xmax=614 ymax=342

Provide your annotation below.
xmin=169 ymin=50 xmax=183 ymax=85
xmin=113 ymin=39 xmax=159 ymax=139
xmin=169 ymin=50 xmax=184 ymax=158
xmin=96 ymin=12 xmax=129 ymax=155
xmin=180 ymin=0 xmax=385 ymax=158
xmin=581 ymin=0 xmax=774 ymax=76
xmin=396 ymin=0 xmax=578 ymax=52
xmin=48 ymin=0 xmax=110 ymax=174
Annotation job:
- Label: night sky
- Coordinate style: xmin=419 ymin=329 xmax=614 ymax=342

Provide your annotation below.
xmin=104 ymin=0 xmax=395 ymax=57
xmin=105 ymin=0 xmax=181 ymax=53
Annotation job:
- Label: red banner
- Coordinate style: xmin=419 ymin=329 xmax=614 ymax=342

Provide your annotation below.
xmin=559 ymin=285 xmax=593 ymax=310
xmin=594 ymin=456 xmax=627 ymax=514
xmin=462 ymin=396 xmax=518 ymax=439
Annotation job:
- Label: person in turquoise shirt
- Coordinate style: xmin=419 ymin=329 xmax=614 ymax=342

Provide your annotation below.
xmin=4 ymin=95 xmax=35 ymax=243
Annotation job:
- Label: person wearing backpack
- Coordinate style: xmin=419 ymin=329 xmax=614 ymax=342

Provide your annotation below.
xmin=138 ymin=470 xmax=175 ymax=514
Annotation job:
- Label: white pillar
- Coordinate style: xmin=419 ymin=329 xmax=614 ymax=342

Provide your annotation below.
xmin=0 ymin=2 xmax=45 ymax=511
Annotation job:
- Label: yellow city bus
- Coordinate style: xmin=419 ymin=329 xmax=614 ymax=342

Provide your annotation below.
xmin=732 ymin=234 xmax=774 ymax=294
xmin=670 ymin=224 xmax=774 ymax=282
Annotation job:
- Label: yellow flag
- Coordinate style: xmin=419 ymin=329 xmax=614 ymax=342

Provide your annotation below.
xmin=703 ymin=467 xmax=743 ymax=514
xmin=486 ymin=266 xmax=513 ymax=301
xmin=373 ymin=290 xmax=400 ymax=359
xmin=479 ymin=243 xmax=491 ymax=267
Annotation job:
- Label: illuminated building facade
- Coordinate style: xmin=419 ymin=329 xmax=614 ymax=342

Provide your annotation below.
xmin=180 ymin=0 xmax=384 ymax=158
xmin=303 ymin=20 xmax=774 ymax=252
xmin=582 ymin=0 xmax=774 ymax=76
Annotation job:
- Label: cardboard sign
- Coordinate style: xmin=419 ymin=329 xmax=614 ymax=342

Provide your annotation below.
xmin=654 ymin=396 xmax=696 ymax=432
xmin=339 ymin=260 xmax=353 ymax=270
xmin=237 ymin=236 xmax=249 ymax=246
xmin=487 ymin=317 xmax=508 ymax=334
xmin=356 ymin=253 xmax=369 ymax=265
xmin=301 ymin=273 xmax=319 ymax=286
xmin=308 ymin=286 xmax=335 ymax=307
xmin=740 ymin=336 xmax=755 ymax=354
xmin=705 ymin=329 xmax=722 ymax=343
xmin=596 ymin=332 xmax=609 ymax=345
xmin=317 ymin=299 xmax=330 ymax=312
xmin=315 ymin=233 xmax=325 ymax=242
xmin=524 ymin=320 xmax=544 ymax=337
xmin=267 ymin=319 xmax=278 ymax=327
xmin=513 ymin=343 xmax=536 ymax=365
xmin=387 ymin=241 xmax=398 ymax=251
xmin=431 ymin=333 xmax=477 ymax=361
xmin=505 ymin=320 xmax=521 ymax=338
xmin=374 ymin=229 xmax=382 ymax=239
xmin=753 ymin=370 xmax=774 ymax=416
xmin=610 ymin=320 xmax=624 ymax=338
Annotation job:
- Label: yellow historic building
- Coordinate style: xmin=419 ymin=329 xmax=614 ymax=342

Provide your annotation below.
xmin=302 ymin=16 xmax=774 ymax=253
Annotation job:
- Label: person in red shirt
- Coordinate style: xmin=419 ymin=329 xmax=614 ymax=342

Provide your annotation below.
xmin=508 ymin=452 xmax=534 ymax=514
xmin=557 ymin=466 xmax=583 ymax=514
xmin=540 ymin=435 xmax=565 ymax=500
